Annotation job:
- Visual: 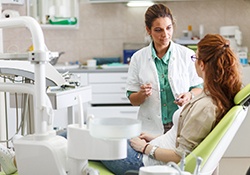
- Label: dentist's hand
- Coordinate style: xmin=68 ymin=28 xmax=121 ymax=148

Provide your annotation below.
xmin=128 ymin=83 xmax=153 ymax=106
xmin=139 ymin=83 xmax=153 ymax=97
xmin=174 ymin=92 xmax=193 ymax=106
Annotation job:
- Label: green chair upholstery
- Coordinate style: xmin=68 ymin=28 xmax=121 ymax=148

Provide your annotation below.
xmin=88 ymin=161 xmax=114 ymax=175
xmin=0 ymin=172 xmax=18 ymax=175
xmin=0 ymin=161 xmax=113 ymax=175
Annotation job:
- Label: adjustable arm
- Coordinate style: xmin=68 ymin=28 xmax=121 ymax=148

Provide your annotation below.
xmin=0 ymin=16 xmax=50 ymax=136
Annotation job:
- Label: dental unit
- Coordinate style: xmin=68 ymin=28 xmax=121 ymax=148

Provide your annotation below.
xmin=0 ymin=16 xmax=141 ymax=175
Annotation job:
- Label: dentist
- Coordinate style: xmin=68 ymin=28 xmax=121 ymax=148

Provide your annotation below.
xmin=126 ymin=4 xmax=203 ymax=134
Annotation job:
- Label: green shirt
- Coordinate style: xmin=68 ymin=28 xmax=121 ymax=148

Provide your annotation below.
xmin=152 ymin=42 xmax=178 ymax=124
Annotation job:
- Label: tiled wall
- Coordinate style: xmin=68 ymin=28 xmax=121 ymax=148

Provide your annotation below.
xmin=2 ymin=0 xmax=250 ymax=64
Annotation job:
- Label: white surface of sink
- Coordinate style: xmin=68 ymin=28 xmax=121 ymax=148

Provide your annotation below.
xmin=89 ymin=117 xmax=141 ymax=139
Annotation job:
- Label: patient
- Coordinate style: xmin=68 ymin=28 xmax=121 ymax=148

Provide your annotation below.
xmin=0 ymin=34 xmax=243 ymax=175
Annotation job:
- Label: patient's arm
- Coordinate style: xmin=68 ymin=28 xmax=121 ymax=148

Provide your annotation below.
xmin=130 ymin=137 xmax=181 ymax=163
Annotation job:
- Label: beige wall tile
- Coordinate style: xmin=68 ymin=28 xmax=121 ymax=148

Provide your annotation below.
xmin=2 ymin=0 xmax=250 ymax=63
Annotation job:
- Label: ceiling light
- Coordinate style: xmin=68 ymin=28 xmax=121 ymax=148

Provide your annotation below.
xmin=126 ymin=1 xmax=154 ymax=7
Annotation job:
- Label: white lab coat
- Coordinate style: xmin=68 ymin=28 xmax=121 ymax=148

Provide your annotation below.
xmin=126 ymin=42 xmax=203 ymax=135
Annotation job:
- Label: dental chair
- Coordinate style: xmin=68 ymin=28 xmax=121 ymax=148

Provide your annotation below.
xmin=1 ymin=83 xmax=249 ymax=175
xmin=183 ymin=83 xmax=250 ymax=175
xmin=138 ymin=83 xmax=250 ymax=175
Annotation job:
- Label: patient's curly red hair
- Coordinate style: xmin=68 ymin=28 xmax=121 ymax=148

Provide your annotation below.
xmin=197 ymin=34 xmax=242 ymax=123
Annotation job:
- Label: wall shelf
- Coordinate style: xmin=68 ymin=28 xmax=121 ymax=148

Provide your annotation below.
xmin=26 ymin=0 xmax=79 ymax=29
xmin=40 ymin=24 xmax=79 ymax=30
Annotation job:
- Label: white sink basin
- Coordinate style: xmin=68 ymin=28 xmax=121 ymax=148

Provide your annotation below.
xmin=89 ymin=118 xmax=141 ymax=139
xmin=67 ymin=124 xmax=128 ymax=160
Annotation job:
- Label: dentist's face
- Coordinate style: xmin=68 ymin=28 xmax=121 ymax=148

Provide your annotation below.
xmin=146 ymin=17 xmax=173 ymax=47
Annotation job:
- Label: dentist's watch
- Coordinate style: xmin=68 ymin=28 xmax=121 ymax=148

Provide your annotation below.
xmin=149 ymin=145 xmax=158 ymax=159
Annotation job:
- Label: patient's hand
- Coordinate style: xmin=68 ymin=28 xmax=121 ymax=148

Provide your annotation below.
xmin=130 ymin=137 xmax=147 ymax=153
xmin=139 ymin=132 xmax=159 ymax=142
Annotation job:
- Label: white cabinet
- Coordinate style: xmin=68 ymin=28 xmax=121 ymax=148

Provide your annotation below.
xmin=79 ymin=73 xmax=88 ymax=86
xmin=89 ymin=72 xmax=130 ymax=104
xmin=86 ymin=72 xmax=139 ymax=119
xmin=88 ymin=73 xmax=127 ymax=83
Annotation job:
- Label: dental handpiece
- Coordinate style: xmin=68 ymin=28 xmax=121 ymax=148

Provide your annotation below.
xmin=193 ymin=157 xmax=203 ymax=175
xmin=179 ymin=152 xmax=186 ymax=171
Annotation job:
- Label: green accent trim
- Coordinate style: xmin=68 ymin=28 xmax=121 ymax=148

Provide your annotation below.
xmin=0 ymin=161 xmax=114 ymax=175
xmin=0 ymin=172 xmax=18 ymax=175
xmin=234 ymin=83 xmax=250 ymax=105
xmin=89 ymin=161 xmax=114 ymax=175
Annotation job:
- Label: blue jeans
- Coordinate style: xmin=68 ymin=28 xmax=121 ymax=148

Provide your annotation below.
xmin=101 ymin=141 xmax=144 ymax=175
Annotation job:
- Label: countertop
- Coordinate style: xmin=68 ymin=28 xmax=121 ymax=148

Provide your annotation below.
xmin=55 ymin=64 xmax=250 ymax=74
xmin=54 ymin=64 xmax=129 ymax=73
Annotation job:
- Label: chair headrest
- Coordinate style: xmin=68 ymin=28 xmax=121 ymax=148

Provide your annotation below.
xmin=234 ymin=83 xmax=250 ymax=107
